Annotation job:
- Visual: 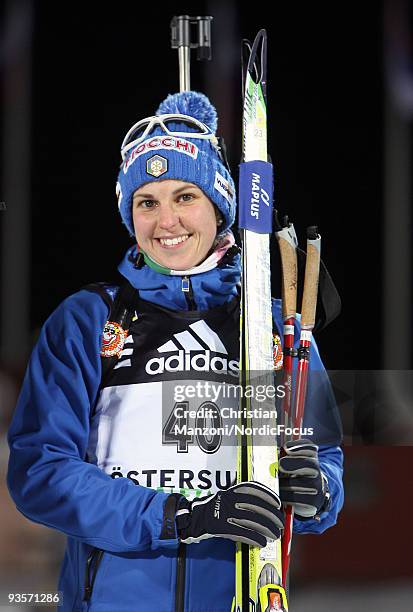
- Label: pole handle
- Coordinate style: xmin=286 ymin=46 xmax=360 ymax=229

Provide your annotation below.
xmin=276 ymin=223 xmax=298 ymax=320
xmin=301 ymin=226 xmax=321 ymax=329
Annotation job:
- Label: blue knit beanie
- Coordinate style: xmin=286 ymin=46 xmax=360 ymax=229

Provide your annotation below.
xmin=116 ymin=91 xmax=236 ymax=237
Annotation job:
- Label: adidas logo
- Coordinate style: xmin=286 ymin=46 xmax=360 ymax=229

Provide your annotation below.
xmin=146 ymin=320 xmax=239 ymax=377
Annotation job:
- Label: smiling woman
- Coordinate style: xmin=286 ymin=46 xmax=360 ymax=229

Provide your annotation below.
xmin=132 ymin=180 xmax=221 ymax=271
xmin=7 ymin=90 xmax=343 ymax=612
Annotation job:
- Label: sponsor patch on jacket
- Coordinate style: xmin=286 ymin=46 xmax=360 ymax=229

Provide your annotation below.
xmin=123 ymin=136 xmax=198 ymax=173
xmin=273 ymin=333 xmax=283 ymax=370
xmin=214 ymin=171 xmax=235 ymax=203
xmin=115 ymin=182 xmax=123 ymax=209
xmin=101 ymin=321 xmax=128 ymax=358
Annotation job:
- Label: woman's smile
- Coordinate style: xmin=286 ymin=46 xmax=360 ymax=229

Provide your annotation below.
xmin=156 ymin=234 xmax=191 ymax=247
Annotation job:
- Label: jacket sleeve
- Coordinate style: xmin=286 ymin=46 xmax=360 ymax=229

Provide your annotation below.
xmin=272 ymin=299 xmax=344 ymax=535
xmin=7 ymin=290 xmax=179 ymax=553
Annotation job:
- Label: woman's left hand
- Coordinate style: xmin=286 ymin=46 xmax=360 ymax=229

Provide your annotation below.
xmin=279 ymin=439 xmax=331 ymax=520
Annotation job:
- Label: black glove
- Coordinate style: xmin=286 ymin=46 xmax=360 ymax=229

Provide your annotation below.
xmin=279 ymin=439 xmax=331 ymax=520
xmin=175 ymin=481 xmax=284 ymax=547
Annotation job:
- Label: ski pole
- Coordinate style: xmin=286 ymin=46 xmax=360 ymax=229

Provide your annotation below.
xmin=170 ymin=15 xmax=213 ymax=92
xmin=293 ymin=227 xmax=321 ymax=428
xmin=275 ymin=218 xmax=298 ymax=595
xmin=280 ymin=226 xmax=321 ymax=588
xmin=275 ymin=217 xmax=298 ymax=448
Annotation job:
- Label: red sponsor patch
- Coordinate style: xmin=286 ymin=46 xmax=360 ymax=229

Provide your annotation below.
xmin=100 ymin=321 xmax=128 ymax=358
xmin=273 ymin=333 xmax=283 ymax=370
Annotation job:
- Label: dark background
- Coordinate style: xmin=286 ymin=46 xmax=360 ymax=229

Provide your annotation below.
xmin=1 ymin=1 xmax=413 ymax=610
xmin=28 ymin=1 xmax=383 ymax=369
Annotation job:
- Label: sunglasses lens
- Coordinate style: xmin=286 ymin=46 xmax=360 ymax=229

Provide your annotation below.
xmin=124 ymin=121 xmax=152 ymax=147
xmin=162 ymin=117 xmax=207 ymax=134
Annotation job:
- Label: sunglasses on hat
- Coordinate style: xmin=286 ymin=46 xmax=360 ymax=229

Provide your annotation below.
xmin=120 ymin=113 xmax=219 ymax=161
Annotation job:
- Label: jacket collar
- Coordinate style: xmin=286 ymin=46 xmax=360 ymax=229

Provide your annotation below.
xmin=118 ymin=242 xmax=241 ymax=311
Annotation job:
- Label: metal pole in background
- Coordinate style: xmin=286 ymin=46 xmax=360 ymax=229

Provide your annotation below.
xmin=0 ymin=0 xmax=33 ymax=368
xmin=383 ymin=0 xmax=413 ymax=369
xmin=171 ymin=15 xmax=212 ymax=93
xmin=170 ymin=9 xmax=237 ymax=165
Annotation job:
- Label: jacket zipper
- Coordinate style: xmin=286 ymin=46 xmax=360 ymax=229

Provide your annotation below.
xmin=175 ymin=543 xmax=186 ymax=612
xmin=181 ymin=276 xmax=196 ymax=310
xmin=83 ymin=548 xmax=104 ymax=602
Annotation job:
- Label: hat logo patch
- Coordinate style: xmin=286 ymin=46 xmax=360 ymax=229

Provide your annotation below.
xmin=146 ymin=154 xmax=168 ymax=177
xmin=214 ymin=171 xmax=235 ymax=203
xmin=115 ymin=181 xmax=123 ymax=209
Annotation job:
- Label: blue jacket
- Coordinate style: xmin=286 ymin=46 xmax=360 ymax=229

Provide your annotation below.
xmin=7 ymin=246 xmax=344 ymax=611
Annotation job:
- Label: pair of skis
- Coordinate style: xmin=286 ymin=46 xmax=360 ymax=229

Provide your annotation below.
xmin=236 ymin=30 xmax=321 ymax=611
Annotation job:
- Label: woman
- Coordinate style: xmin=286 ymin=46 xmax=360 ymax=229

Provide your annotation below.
xmin=7 ymin=92 xmax=344 ymax=611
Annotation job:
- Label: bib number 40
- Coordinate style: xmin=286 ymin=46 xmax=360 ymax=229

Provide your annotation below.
xmin=162 ymin=401 xmax=223 ymax=454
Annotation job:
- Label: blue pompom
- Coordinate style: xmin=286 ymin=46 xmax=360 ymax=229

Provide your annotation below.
xmin=156 ymin=91 xmax=218 ymax=134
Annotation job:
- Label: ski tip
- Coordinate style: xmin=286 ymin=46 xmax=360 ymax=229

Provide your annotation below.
xmin=246 ymin=29 xmax=267 ymax=84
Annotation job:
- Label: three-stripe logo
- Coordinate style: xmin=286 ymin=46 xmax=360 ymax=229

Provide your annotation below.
xmin=157 ymin=320 xmax=227 ymax=354
xmin=146 ymin=320 xmax=239 ymax=376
